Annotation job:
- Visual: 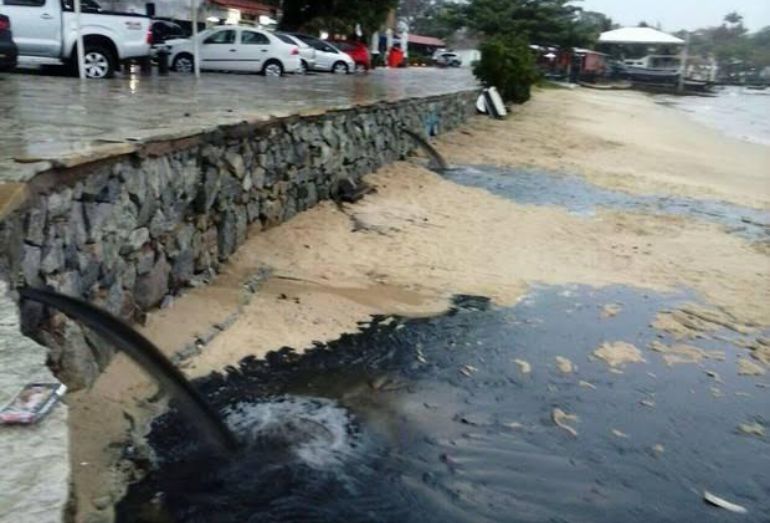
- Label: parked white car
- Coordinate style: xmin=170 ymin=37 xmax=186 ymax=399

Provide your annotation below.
xmin=274 ymin=32 xmax=315 ymax=74
xmin=287 ymin=33 xmax=355 ymax=74
xmin=0 ymin=0 xmax=152 ymax=79
xmin=167 ymin=25 xmax=301 ymax=76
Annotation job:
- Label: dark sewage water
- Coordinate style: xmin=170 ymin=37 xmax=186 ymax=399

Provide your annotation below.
xmin=442 ymin=165 xmax=770 ymax=241
xmin=117 ymin=284 xmax=769 ymax=523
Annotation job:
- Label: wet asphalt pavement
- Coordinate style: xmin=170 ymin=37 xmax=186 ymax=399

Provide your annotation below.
xmin=0 ymin=67 xmax=476 ymax=176
xmin=118 ymin=285 xmax=769 ymax=523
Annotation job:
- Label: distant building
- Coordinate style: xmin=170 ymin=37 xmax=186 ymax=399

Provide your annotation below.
xmin=407 ymin=34 xmax=445 ymax=56
xmin=100 ymin=0 xmax=280 ymax=25
xmin=597 ymin=27 xmax=684 ymax=70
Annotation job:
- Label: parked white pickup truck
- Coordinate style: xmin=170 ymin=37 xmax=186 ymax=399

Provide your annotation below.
xmin=0 ymin=0 xmax=152 ymax=78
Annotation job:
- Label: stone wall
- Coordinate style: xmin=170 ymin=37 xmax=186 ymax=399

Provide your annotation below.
xmin=0 ymin=90 xmax=478 ymax=390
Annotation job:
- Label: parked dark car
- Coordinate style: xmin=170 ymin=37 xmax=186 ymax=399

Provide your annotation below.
xmin=150 ymin=20 xmax=186 ymax=60
xmin=151 ymin=20 xmax=186 ymax=44
xmin=0 ymin=13 xmax=18 ymax=72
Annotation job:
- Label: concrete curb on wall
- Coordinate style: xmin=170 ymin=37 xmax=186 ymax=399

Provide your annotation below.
xmin=0 ymin=90 xmax=478 ymax=392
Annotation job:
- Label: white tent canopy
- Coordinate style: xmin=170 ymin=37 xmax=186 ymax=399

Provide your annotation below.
xmin=598 ymin=27 xmax=684 ymax=46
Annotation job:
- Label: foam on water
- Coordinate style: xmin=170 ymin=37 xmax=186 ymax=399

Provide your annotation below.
xmin=225 ymin=396 xmax=358 ymax=468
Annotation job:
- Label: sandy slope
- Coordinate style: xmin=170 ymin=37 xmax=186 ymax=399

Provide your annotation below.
xmin=68 ymin=88 xmax=770 ymax=522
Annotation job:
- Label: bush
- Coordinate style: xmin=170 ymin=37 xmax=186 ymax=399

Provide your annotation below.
xmin=473 ymin=35 xmax=539 ymax=104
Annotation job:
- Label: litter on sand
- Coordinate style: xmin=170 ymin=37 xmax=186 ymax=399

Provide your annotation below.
xmin=600 ymin=303 xmax=622 ymax=318
xmin=513 ymin=359 xmax=532 ymax=374
xmin=555 ymin=356 xmax=574 ymax=374
xmin=703 ymin=491 xmax=748 ymax=514
xmin=738 ymin=421 xmax=765 ymax=437
xmin=593 ymin=341 xmax=645 ymax=368
xmin=0 ymin=382 xmax=66 ymax=425
xmin=552 ymin=408 xmax=579 ymax=437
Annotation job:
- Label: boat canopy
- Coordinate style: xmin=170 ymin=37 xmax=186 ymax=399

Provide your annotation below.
xmin=598 ymin=27 xmax=684 ymax=45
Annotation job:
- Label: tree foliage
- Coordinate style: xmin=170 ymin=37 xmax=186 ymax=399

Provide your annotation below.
xmin=463 ymin=0 xmax=592 ymax=48
xmin=575 ymin=10 xmax=616 ymax=43
xmin=473 ymin=33 xmax=538 ymax=103
xmin=411 ymin=3 xmax=466 ymax=40
xmin=397 ymin=0 xmax=434 ymax=21
xmin=678 ymin=12 xmax=770 ymax=71
xmin=278 ymin=0 xmax=398 ymax=35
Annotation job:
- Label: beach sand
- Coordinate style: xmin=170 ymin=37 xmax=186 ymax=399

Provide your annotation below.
xmin=438 ymin=87 xmax=770 ymax=209
xmin=67 ymin=87 xmax=770 ymax=522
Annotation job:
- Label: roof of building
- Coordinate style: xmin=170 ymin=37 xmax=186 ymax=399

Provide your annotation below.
xmin=599 ymin=27 xmax=684 ymax=45
xmin=210 ymin=0 xmax=277 ymax=17
xmin=573 ymin=47 xmax=607 ymax=56
xmin=408 ymin=34 xmax=446 ymax=47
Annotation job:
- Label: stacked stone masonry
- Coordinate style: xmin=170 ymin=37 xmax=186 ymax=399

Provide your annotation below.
xmin=0 ymin=91 xmax=478 ymax=390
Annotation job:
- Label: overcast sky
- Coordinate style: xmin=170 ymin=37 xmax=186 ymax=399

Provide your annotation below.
xmin=576 ymin=0 xmax=770 ymax=33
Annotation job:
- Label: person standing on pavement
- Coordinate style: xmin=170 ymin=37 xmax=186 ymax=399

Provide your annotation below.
xmin=387 ymin=43 xmax=405 ymax=68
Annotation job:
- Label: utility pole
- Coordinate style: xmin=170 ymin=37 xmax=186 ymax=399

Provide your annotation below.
xmin=74 ymin=0 xmax=86 ymax=79
xmin=191 ymin=0 xmax=200 ymax=78
xmin=678 ymin=32 xmax=690 ymax=93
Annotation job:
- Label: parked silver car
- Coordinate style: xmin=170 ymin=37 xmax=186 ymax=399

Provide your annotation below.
xmin=287 ymin=33 xmax=355 ymax=74
xmin=275 ymin=32 xmax=315 ymax=73
xmin=166 ymin=25 xmax=302 ymax=76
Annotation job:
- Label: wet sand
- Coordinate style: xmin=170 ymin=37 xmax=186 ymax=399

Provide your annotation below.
xmin=68 ymin=87 xmax=769 ymax=522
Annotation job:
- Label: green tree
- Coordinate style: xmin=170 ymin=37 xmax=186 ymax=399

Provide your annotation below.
xmin=279 ymin=0 xmax=398 ymax=34
xmin=748 ymin=27 xmax=770 ymax=69
xmin=463 ymin=0 xmax=593 ymax=48
xmin=397 ymin=0 xmax=434 ymax=21
xmin=675 ymin=12 xmax=770 ymax=80
xmin=473 ymin=33 xmax=538 ymax=103
xmin=575 ymin=11 xmax=615 ymax=43
xmin=724 ymin=11 xmax=743 ymax=26
xmin=411 ymin=3 xmax=466 ymax=39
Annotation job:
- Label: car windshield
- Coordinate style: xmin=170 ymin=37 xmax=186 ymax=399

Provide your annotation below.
xmin=275 ymin=34 xmax=297 ymax=46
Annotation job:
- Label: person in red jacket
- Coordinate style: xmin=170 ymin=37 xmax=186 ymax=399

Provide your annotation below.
xmin=387 ymin=43 xmax=405 ymax=68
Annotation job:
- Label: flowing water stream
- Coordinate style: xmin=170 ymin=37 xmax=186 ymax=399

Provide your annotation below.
xmin=443 ymin=165 xmax=770 ymax=241
xmin=118 ymin=285 xmax=769 ymax=523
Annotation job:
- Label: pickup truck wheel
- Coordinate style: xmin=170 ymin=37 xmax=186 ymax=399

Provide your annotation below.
xmin=173 ymin=53 xmax=194 ymax=73
xmin=82 ymin=46 xmax=116 ymax=79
